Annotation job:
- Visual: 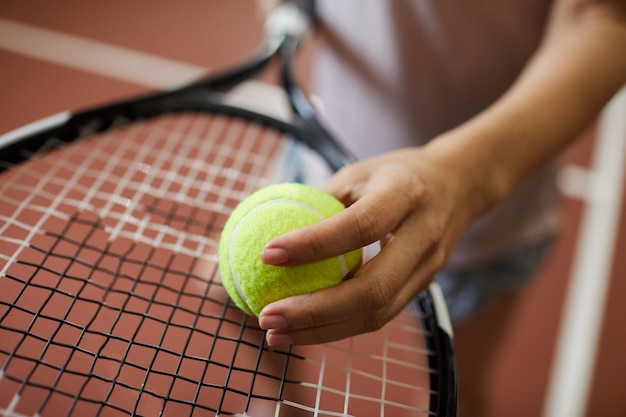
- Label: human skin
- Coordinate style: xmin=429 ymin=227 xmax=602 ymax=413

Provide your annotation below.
xmin=258 ymin=0 xmax=626 ymax=347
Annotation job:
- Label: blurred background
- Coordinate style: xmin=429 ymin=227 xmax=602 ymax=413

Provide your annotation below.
xmin=1 ymin=1 xmax=624 ymax=416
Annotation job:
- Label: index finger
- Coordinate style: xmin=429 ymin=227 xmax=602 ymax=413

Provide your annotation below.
xmin=261 ymin=183 xmax=414 ymax=266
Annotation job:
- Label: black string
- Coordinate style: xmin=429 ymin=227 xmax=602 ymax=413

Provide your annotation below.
xmin=1 ymin=120 xmax=287 ymax=416
xmin=0 ymin=111 xmax=441 ymax=416
xmin=0 ymin=208 xmax=300 ymax=416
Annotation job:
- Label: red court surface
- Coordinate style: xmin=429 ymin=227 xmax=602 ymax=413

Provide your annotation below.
xmin=1 ymin=1 xmax=625 ymax=416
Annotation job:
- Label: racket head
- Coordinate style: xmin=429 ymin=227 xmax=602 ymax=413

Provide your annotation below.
xmin=0 ymin=83 xmax=455 ymax=417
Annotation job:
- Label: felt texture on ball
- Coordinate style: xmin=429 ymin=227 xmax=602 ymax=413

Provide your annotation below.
xmin=218 ymin=183 xmax=362 ymax=316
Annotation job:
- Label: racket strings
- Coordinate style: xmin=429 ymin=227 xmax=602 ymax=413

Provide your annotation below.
xmin=1 ymin=210 xmax=291 ymax=416
xmin=0 ymin=112 xmax=297 ymax=416
xmin=1 ymin=111 xmax=442 ymax=416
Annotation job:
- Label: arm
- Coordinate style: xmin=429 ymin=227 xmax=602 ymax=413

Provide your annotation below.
xmin=436 ymin=0 xmax=626 ymax=211
xmin=259 ymin=0 xmax=626 ymax=346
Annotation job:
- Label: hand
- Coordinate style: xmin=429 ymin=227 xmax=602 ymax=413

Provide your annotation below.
xmin=258 ymin=144 xmax=485 ymax=346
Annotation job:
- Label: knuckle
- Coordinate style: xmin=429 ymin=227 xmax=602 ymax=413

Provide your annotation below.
xmin=349 ymin=208 xmax=381 ymax=246
xmin=364 ymin=313 xmax=387 ymax=333
xmin=400 ymin=170 xmax=430 ymax=205
xmin=419 ymin=217 xmax=445 ymax=251
xmin=361 ymin=277 xmax=396 ymax=313
xmin=284 ymin=293 xmax=331 ymax=329
xmin=303 ymin=230 xmax=330 ymax=260
xmin=301 ymin=301 xmax=330 ymax=329
xmin=300 ymin=309 xmax=319 ymax=329
xmin=430 ymin=247 xmax=448 ymax=272
xmin=360 ymin=308 xmax=392 ymax=334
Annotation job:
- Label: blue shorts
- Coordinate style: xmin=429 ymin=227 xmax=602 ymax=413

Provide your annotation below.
xmin=434 ymin=238 xmax=554 ymax=323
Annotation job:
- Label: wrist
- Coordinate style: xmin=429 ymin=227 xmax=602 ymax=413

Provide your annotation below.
xmin=422 ymin=131 xmax=510 ymax=222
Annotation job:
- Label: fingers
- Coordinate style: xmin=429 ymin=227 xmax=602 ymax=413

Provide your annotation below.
xmin=259 ymin=259 xmax=434 ymax=346
xmin=260 ymin=199 xmax=382 ymax=266
xmin=259 ymin=214 xmax=444 ymax=346
xmin=257 ymin=150 xmax=462 ymax=347
xmin=264 ymin=314 xmax=381 ymax=346
xmin=258 ymin=273 xmax=400 ymax=345
xmin=262 ymin=173 xmax=421 ymax=266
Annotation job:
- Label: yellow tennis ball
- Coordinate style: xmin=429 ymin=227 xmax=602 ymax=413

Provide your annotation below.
xmin=218 ymin=183 xmax=362 ymax=316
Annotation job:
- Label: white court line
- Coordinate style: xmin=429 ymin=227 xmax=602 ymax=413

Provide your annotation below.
xmin=0 ymin=17 xmax=207 ymax=89
xmin=0 ymin=17 xmax=291 ymax=123
xmin=558 ymin=164 xmax=596 ymax=202
xmin=543 ymin=87 xmax=626 ymax=417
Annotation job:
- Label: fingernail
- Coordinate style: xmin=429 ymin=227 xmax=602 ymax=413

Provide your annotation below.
xmin=266 ymin=331 xmax=293 ymax=347
xmin=259 ymin=314 xmax=289 ymax=330
xmin=262 ymin=247 xmax=290 ymax=265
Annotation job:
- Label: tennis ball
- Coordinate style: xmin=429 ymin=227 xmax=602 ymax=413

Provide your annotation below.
xmin=218 ymin=183 xmax=362 ymax=316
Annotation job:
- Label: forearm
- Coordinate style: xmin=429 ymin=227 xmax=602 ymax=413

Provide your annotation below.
xmin=426 ymin=0 xmax=626 ymax=219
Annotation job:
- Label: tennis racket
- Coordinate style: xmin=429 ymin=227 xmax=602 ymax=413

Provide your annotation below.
xmin=0 ymin=3 xmax=456 ymax=416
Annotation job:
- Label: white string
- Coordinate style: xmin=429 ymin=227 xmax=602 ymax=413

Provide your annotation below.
xmin=1 ymin=137 xmax=101 ymax=277
xmin=0 ymin=112 xmax=439 ymax=416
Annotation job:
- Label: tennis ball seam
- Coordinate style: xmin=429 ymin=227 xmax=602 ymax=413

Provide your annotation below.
xmin=228 ymin=198 xmax=349 ymax=312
